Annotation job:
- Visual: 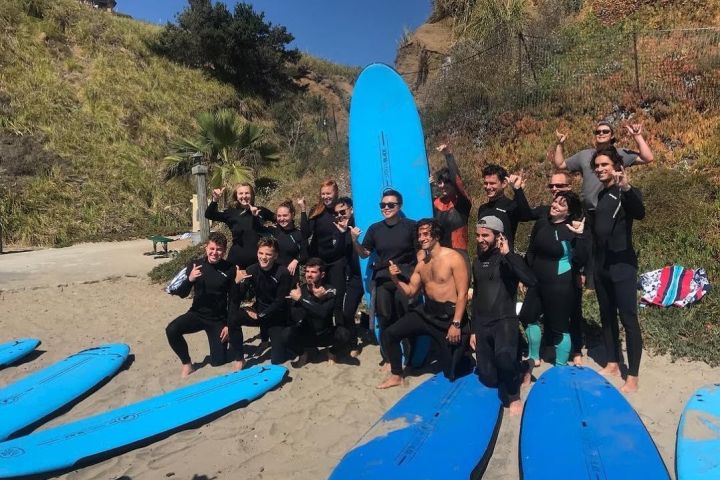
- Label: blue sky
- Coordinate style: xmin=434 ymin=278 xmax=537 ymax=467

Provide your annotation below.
xmin=117 ymin=1 xmax=432 ymax=67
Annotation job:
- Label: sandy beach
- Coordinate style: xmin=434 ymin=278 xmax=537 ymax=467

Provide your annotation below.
xmin=1 ymin=240 xmax=717 ymax=479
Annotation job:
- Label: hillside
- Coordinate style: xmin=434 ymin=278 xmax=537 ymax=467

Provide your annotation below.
xmin=0 ymin=0 xmax=354 ymax=246
xmin=400 ymin=0 xmax=720 ymax=364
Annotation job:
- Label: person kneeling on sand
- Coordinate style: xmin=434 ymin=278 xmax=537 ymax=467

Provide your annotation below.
xmin=232 ymin=237 xmax=293 ymax=365
xmin=287 ymin=257 xmax=352 ymax=367
xmin=471 ymin=216 xmax=537 ymax=415
xmin=377 ymin=219 xmax=471 ymax=389
xmin=165 ymin=232 xmax=246 ymax=378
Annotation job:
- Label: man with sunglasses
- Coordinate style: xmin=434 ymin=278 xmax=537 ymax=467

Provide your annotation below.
xmin=552 ymin=121 xmax=653 ymax=212
xmin=552 ymin=121 xmax=653 ymax=289
xmin=333 ymin=196 xmax=367 ymax=356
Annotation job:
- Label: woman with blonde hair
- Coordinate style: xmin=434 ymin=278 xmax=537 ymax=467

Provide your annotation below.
xmin=205 ymin=182 xmax=274 ymax=268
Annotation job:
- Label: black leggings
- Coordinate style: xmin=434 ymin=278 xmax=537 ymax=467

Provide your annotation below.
xmin=382 ymin=302 xmax=469 ymax=380
xmin=235 ymin=309 xmax=292 ymax=365
xmin=166 ymin=312 xmax=243 ymax=366
xmin=375 ymin=279 xmax=410 ymax=361
xmin=595 ymin=266 xmax=642 ymax=376
xmin=325 ymin=258 xmax=347 ymax=327
xmin=474 ymin=317 xmax=521 ymax=401
xmin=343 ymin=274 xmax=365 ymax=326
xmin=520 ymin=284 xmax=584 ymax=356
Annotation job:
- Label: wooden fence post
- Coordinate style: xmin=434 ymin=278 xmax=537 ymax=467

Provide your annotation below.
xmin=191 ymin=157 xmax=210 ymax=243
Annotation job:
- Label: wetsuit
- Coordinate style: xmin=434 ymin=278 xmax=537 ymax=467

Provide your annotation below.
xmin=523 ymin=213 xmax=587 ymax=365
xmin=477 ymin=188 xmax=531 ymax=252
xmin=382 ymin=300 xmax=471 ymax=380
xmin=301 ymin=207 xmax=348 ymax=328
xmin=592 ymin=185 xmax=645 ymax=376
xmin=361 ymin=217 xmax=417 ymax=340
xmin=165 ymin=257 xmax=243 ymax=365
xmin=516 ymin=201 xmax=586 ymax=361
xmin=268 ymin=225 xmax=308 ymax=286
xmin=566 ymin=147 xmax=638 ymax=288
xmin=342 ymin=216 xmax=366 ymax=348
xmin=205 ymin=202 xmax=274 ymax=268
xmin=232 ymin=262 xmax=292 ymax=364
xmin=472 ymin=248 xmax=536 ymax=401
xmin=289 ymin=285 xmax=351 ymax=355
xmin=433 ymin=153 xmax=472 ymax=251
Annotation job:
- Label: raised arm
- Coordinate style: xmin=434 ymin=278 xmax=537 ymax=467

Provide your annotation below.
xmin=350 ymin=226 xmax=371 ymax=258
xmin=626 ymin=124 xmax=654 ymax=164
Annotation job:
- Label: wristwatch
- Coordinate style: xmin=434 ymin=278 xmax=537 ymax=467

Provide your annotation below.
xmin=451 ymin=320 xmax=462 ymax=329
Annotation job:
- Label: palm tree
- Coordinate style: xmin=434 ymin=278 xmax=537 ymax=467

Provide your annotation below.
xmin=164 ymin=109 xmax=279 ymax=188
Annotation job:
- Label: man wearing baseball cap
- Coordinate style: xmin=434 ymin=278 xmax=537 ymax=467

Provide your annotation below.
xmin=471 ymin=216 xmax=536 ymax=416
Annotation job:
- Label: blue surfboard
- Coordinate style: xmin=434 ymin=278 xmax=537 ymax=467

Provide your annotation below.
xmin=0 ymin=365 xmax=287 ymax=478
xmin=0 ymin=343 xmax=130 ymax=440
xmin=349 ymin=63 xmax=431 ymax=367
xmin=676 ymin=384 xmax=720 ymax=479
xmin=0 ymin=338 xmax=40 ymax=368
xmin=521 ymin=366 xmax=669 ymax=479
xmin=329 ymin=372 xmax=502 ymax=479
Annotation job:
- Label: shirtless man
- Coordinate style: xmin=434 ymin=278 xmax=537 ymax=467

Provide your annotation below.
xmin=377 ymin=218 xmax=470 ymax=389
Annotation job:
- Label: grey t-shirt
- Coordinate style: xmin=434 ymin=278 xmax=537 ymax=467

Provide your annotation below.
xmin=566 ymin=147 xmax=638 ymax=210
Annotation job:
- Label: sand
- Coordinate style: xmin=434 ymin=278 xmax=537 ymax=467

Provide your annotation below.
xmin=1 ymin=240 xmax=717 ymax=479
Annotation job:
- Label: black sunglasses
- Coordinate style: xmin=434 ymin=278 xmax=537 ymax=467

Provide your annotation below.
xmin=334 ymin=209 xmax=347 ymax=216
xmin=379 ymin=202 xmax=399 ymax=209
xmin=594 ymin=128 xmax=612 ymax=135
xmin=547 ymin=183 xmax=570 ymax=189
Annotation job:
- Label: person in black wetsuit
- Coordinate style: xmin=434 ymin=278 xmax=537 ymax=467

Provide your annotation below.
xmin=350 ymin=189 xmax=417 ymax=367
xmin=590 ymin=147 xmax=645 ymax=393
xmin=517 ymin=172 xmax=587 ymax=366
xmin=377 ymin=219 xmax=471 ymax=389
xmin=333 ymin=197 xmax=366 ymax=356
xmin=268 ymin=200 xmax=308 ymax=287
xmin=476 ymin=165 xmax=532 ymax=252
xmin=431 ymin=144 xmax=472 ymax=253
xmin=165 ymin=232 xmax=244 ymax=378
xmin=522 ymin=191 xmax=587 ymax=375
xmin=205 ymin=183 xmax=274 ymax=268
xmin=471 ymin=216 xmax=537 ymax=415
xmin=232 ymin=237 xmax=293 ymax=365
xmin=299 ymin=180 xmax=349 ymax=332
xmin=287 ymin=257 xmax=352 ymax=367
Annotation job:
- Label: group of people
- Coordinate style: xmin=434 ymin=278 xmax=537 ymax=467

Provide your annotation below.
xmin=165 ymin=119 xmax=653 ymax=414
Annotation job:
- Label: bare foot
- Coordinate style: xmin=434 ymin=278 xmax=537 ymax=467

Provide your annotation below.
xmin=620 ymin=375 xmax=639 ymax=393
xmin=522 ymin=361 xmax=534 ymax=387
xmin=291 ymin=352 xmax=308 ymax=369
xmin=572 ymin=354 xmax=583 ymax=366
xmin=598 ymin=362 xmax=621 ymax=377
xmin=327 ymin=352 xmax=336 ymax=366
xmin=508 ymin=399 xmax=523 ymax=416
xmin=376 ymin=374 xmax=403 ymax=389
xmin=181 ymin=363 xmax=195 ymax=378
xmin=232 ymin=359 xmax=245 ymax=371
xmin=379 ymin=363 xmax=391 ymax=373
xmin=349 ymin=349 xmax=361 ymax=358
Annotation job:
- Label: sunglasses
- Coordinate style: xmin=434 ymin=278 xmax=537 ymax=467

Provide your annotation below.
xmin=379 ymin=202 xmax=399 ymax=209
xmin=547 ymin=183 xmax=570 ymax=189
xmin=334 ymin=209 xmax=347 ymax=217
xmin=594 ymin=129 xmax=612 ymax=135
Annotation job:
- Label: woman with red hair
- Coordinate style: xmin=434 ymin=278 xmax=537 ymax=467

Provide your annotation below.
xmin=298 ymin=180 xmax=349 ymax=336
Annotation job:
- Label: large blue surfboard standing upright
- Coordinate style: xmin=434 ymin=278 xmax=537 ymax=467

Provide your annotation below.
xmin=521 ymin=366 xmax=670 ymax=479
xmin=676 ymin=384 xmax=720 ymax=479
xmin=349 ymin=63 xmax=431 ymax=366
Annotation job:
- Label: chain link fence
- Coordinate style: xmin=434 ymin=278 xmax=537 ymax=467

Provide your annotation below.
xmin=422 ymin=27 xmax=720 ymax=124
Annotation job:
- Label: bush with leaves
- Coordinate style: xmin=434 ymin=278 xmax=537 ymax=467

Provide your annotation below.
xmin=152 ymin=0 xmax=301 ymax=98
